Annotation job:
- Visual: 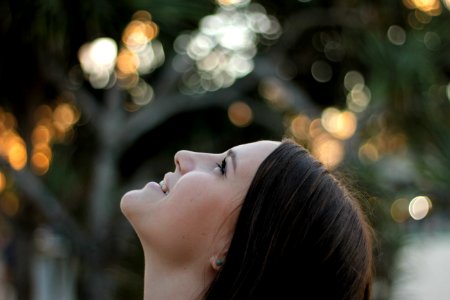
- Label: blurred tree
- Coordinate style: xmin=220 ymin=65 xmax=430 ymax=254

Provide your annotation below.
xmin=0 ymin=0 xmax=449 ymax=299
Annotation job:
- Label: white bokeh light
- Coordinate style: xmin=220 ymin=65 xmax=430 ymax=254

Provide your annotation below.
xmin=78 ymin=38 xmax=117 ymax=88
xmin=174 ymin=3 xmax=281 ymax=93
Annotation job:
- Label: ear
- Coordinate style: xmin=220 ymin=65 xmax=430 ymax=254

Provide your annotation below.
xmin=209 ymin=239 xmax=229 ymax=271
xmin=209 ymin=217 xmax=234 ymax=271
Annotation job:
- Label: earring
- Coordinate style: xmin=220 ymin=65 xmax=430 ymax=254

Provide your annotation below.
xmin=210 ymin=256 xmax=225 ymax=270
xmin=215 ymin=258 xmax=224 ymax=267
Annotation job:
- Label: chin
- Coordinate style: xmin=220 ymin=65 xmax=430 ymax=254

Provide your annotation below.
xmin=120 ymin=189 xmax=142 ymax=218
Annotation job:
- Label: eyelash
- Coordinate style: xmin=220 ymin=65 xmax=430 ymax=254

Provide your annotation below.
xmin=216 ymin=158 xmax=227 ymax=175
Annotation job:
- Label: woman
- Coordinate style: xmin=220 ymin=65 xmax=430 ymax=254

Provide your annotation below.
xmin=121 ymin=140 xmax=373 ymax=300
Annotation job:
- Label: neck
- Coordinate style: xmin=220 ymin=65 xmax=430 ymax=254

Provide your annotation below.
xmin=143 ymin=251 xmax=215 ymax=300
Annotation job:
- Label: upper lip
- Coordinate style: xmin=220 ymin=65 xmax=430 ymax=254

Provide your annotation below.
xmin=162 ymin=173 xmax=171 ymax=193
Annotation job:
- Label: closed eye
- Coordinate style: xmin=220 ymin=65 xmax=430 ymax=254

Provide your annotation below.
xmin=216 ymin=158 xmax=227 ymax=175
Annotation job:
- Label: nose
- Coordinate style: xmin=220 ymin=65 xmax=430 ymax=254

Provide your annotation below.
xmin=174 ymin=150 xmax=195 ymax=174
xmin=174 ymin=150 xmax=219 ymax=174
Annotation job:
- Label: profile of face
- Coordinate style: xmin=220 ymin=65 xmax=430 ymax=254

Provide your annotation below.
xmin=121 ymin=140 xmax=279 ymax=267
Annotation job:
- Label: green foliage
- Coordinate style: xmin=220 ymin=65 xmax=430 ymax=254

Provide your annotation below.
xmin=0 ymin=0 xmax=449 ymax=299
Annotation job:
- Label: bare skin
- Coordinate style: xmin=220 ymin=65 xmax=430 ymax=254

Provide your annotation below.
xmin=121 ymin=140 xmax=279 ymax=299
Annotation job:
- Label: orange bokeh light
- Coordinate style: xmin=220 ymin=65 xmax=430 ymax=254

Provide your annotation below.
xmin=122 ymin=20 xmax=159 ymax=49
xmin=391 ymin=198 xmax=410 ymax=223
xmin=34 ymin=105 xmax=53 ymax=123
xmin=403 ymin=0 xmax=442 ymax=15
xmin=32 ymin=125 xmax=53 ymax=145
xmin=116 ymin=49 xmax=139 ymax=75
xmin=358 ymin=142 xmax=380 ymax=163
xmin=2 ymin=112 xmax=17 ymax=130
xmin=321 ymin=108 xmax=357 ymax=140
xmin=228 ymin=101 xmax=253 ymax=127
xmin=311 ymin=134 xmax=344 ymax=169
xmin=290 ymin=114 xmax=311 ymax=140
xmin=53 ymin=103 xmax=79 ymax=133
xmin=31 ymin=152 xmax=50 ymax=175
xmin=33 ymin=143 xmax=52 ymax=160
xmin=308 ymin=119 xmax=323 ymax=139
xmin=8 ymin=142 xmax=27 ymax=171
xmin=0 ymin=172 xmax=6 ymax=193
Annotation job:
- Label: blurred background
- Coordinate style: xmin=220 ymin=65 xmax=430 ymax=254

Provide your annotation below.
xmin=0 ymin=0 xmax=449 ymax=299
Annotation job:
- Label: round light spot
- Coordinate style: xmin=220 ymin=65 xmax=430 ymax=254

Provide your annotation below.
xmin=409 ymin=196 xmax=432 ymax=220
xmin=311 ymin=60 xmax=332 ymax=83
xmin=387 ymin=25 xmax=406 ymax=46
xmin=391 ymin=198 xmax=410 ymax=223
xmin=228 ymin=101 xmax=253 ymax=127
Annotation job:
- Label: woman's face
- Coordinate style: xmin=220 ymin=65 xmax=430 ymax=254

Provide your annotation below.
xmin=121 ymin=140 xmax=279 ymax=264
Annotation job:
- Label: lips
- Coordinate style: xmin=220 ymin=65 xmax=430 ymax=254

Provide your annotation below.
xmin=159 ymin=179 xmax=168 ymax=194
xmin=160 ymin=172 xmax=172 ymax=194
xmin=145 ymin=181 xmax=165 ymax=195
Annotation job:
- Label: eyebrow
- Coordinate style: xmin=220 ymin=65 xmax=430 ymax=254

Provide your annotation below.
xmin=227 ymin=149 xmax=237 ymax=173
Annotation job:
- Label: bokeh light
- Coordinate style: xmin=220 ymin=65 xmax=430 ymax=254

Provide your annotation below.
xmin=311 ymin=60 xmax=332 ymax=83
xmin=357 ymin=129 xmax=407 ymax=165
xmin=387 ymin=25 xmax=406 ymax=46
xmin=228 ymin=101 xmax=253 ymax=127
xmin=175 ymin=3 xmax=281 ymax=93
xmin=31 ymin=152 xmax=50 ymax=175
xmin=358 ymin=142 xmax=380 ymax=163
xmin=391 ymin=198 xmax=410 ymax=223
xmin=116 ymin=49 xmax=139 ymax=76
xmin=0 ymin=110 xmax=27 ymax=171
xmin=53 ymin=103 xmax=79 ymax=133
xmin=0 ymin=192 xmax=20 ymax=217
xmin=115 ymin=11 xmax=164 ymax=96
xmin=348 ymin=85 xmax=371 ymax=113
xmin=308 ymin=118 xmax=323 ymax=139
xmin=321 ymin=108 xmax=357 ymax=140
xmin=311 ymin=134 xmax=344 ymax=170
xmin=129 ymin=79 xmax=154 ymax=106
xmin=30 ymin=101 xmax=80 ymax=175
xmin=77 ymin=10 xmax=164 ymax=93
xmin=315 ymin=31 xmax=346 ymax=63
xmin=34 ymin=105 xmax=53 ymax=122
xmin=2 ymin=102 xmax=80 ymax=176
xmin=290 ymin=114 xmax=311 ymax=140
xmin=78 ymin=37 xmax=118 ymax=89
xmin=216 ymin=0 xmax=250 ymax=7
xmin=288 ymin=114 xmax=348 ymax=170
xmin=345 ymin=73 xmax=371 ymax=113
xmin=403 ymin=0 xmax=442 ymax=16
xmin=259 ymin=78 xmax=288 ymax=109
xmin=344 ymin=70 xmax=364 ymax=91
xmin=423 ymin=32 xmax=441 ymax=51
xmin=409 ymin=196 xmax=432 ymax=220
xmin=31 ymin=141 xmax=52 ymax=175
xmin=447 ymin=82 xmax=450 ymax=101
xmin=444 ymin=0 xmax=450 ymax=10
xmin=0 ymin=171 xmax=6 ymax=193
xmin=122 ymin=20 xmax=158 ymax=51
xmin=8 ymin=143 xmax=27 ymax=171
xmin=32 ymin=125 xmax=53 ymax=145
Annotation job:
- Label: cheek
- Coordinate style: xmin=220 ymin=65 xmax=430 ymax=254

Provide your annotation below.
xmin=170 ymin=172 xmax=245 ymax=218
xmin=148 ymin=176 xmax=242 ymax=256
xmin=168 ymin=178 xmax=229 ymax=230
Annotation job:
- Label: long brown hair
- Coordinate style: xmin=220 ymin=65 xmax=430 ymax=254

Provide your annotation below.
xmin=205 ymin=140 xmax=373 ymax=299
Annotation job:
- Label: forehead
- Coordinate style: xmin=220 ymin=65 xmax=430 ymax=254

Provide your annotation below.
xmin=233 ymin=140 xmax=280 ymax=155
xmin=231 ymin=140 xmax=280 ymax=171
